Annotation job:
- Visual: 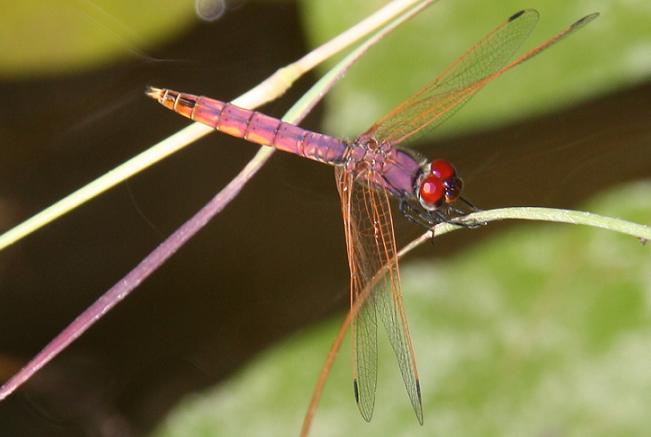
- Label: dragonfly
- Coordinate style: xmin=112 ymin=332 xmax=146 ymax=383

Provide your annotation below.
xmin=147 ymin=9 xmax=598 ymax=424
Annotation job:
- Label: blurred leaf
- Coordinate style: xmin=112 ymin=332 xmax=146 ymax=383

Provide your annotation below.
xmin=152 ymin=180 xmax=651 ymax=436
xmin=299 ymin=0 xmax=651 ymax=139
xmin=0 ymin=0 xmax=196 ymax=78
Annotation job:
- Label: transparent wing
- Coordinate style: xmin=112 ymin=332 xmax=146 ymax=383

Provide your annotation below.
xmin=336 ymin=167 xmax=423 ymax=424
xmin=363 ymin=9 xmax=598 ymax=147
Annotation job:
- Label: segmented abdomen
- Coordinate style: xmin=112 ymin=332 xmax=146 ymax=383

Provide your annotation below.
xmin=154 ymin=89 xmax=348 ymax=165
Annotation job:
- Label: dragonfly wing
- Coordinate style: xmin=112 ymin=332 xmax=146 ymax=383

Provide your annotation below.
xmin=337 ymin=166 xmax=378 ymax=421
xmin=363 ymin=9 xmax=597 ymax=147
xmin=336 ymin=167 xmax=423 ymax=424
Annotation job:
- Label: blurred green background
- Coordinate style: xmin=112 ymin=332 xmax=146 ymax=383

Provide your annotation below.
xmin=305 ymin=0 xmax=650 ymax=139
xmin=0 ymin=0 xmax=649 ymax=436
xmin=153 ymin=181 xmax=651 ymax=437
xmin=0 ymin=0 xmax=195 ymax=78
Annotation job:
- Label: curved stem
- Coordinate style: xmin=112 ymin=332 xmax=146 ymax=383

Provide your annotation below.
xmin=0 ymin=0 xmax=434 ymax=252
xmin=304 ymin=206 xmax=649 ymax=434
xmin=0 ymin=0 xmax=436 ymax=405
xmin=427 ymin=207 xmax=651 ymax=243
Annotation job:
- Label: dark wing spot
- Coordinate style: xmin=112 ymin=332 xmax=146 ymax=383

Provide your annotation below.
xmin=508 ymin=9 xmax=526 ymax=21
xmin=353 ymin=379 xmax=360 ymax=403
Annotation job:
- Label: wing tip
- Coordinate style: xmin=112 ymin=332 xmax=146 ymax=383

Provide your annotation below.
xmin=353 ymin=379 xmax=374 ymax=422
xmin=508 ymin=8 xmax=538 ymax=22
xmin=571 ymin=12 xmax=600 ymax=30
xmin=415 ymin=378 xmax=424 ymax=425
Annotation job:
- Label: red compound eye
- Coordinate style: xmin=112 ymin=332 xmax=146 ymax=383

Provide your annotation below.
xmin=430 ymin=159 xmax=456 ymax=181
xmin=418 ymin=175 xmax=445 ymax=209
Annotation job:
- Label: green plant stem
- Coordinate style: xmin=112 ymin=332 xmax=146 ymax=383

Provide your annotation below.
xmin=0 ymin=0 xmax=434 ymax=252
xmin=0 ymin=0 xmax=436 ymax=407
xmin=401 ymin=207 xmax=651 ymax=256
xmin=304 ymin=205 xmax=649 ymax=433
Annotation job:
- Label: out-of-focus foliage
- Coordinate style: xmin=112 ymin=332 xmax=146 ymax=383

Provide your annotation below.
xmin=152 ymin=180 xmax=651 ymax=436
xmin=0 ymin=0 xmax=196 ymax=78
xmin=300 ymin=0 xmax=651 ymax=139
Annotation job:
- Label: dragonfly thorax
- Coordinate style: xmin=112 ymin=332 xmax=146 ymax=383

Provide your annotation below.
xmin=416 ymin=160 xmax=463 ymax=211
xmin=345 ymin=136 xmax=394 ymax=175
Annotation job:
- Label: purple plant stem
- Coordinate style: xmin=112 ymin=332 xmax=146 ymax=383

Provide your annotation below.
xmin=0 ymin=0 xmax=434 ymax=401
xmin=0 ymin=150 xmax=274 ymax=401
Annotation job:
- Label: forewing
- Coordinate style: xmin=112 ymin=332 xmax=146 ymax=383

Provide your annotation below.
xmin=336 ymin=167 xmax=423 ymax=424
xmin=362 ymin=9 xmax=540 ymax=146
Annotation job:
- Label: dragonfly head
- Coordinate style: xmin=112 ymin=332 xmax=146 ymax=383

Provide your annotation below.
xmin=416 ymin=160 xmax=463 ymax=211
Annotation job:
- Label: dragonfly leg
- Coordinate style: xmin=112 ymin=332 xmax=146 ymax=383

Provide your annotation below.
xmin=424 ymin=205 xmax=484 ymax=229
xmin=446 ymin=210 xmax=486 ymax=229
xmin=399 ymin=199 xmax=439 ymax=230
xmin=447 ymin=205 xmax=466 ymax=215
xmin=448 ymin=217 xmax=484 ymax=229
xmin=445 ymin=197 xmax=486 ymax=229
xmin=399 ymin=199 xmax=485 ymax=231
xmin=459 ymin=196 xmax=481 ymax=212
xmin=448 ymin=197 xmax=481 ymax=216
